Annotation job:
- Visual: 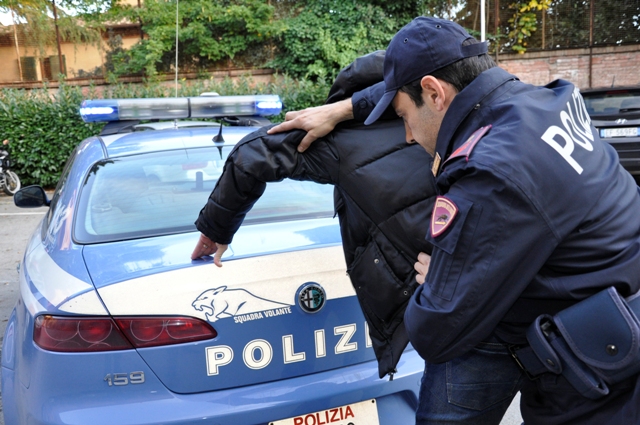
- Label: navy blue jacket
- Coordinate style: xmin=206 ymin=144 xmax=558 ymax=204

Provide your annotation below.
xmin=398 ymin=67 xmax=640 ymax=363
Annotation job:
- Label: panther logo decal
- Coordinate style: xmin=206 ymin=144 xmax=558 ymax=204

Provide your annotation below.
xmin=192 ymin=286 xmax=290 ymax=322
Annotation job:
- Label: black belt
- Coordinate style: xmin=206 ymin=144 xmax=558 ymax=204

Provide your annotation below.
xmin=509 ymin=323 xmax=560 ymax=379
xmin=509 ymin=287 xmax=640 ymax=399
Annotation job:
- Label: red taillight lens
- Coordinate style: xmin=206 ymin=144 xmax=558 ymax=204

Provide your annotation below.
xmin=34 ymin=315 xmax=133 ymax=352
xmin=34 ymin=315 xmax=217 ymax=352
xmin=115 ymin=317 xmax=217 ymax=348
xmin=128 ymin=318 xmax=165 ymax=342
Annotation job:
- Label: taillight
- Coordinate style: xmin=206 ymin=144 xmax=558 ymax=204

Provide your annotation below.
xmin=115 ymin=317 xmax=217 ymax=348
xmin=34 ymin=315 xmax=132 ymax=352
xmin=34 ymin=315 xmax=217 ymax=352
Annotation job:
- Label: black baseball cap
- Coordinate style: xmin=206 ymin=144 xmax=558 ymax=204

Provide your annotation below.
xmin=364 ymin=17 xmax=488 ymax=125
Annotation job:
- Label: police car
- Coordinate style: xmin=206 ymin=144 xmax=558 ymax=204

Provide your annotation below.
xmin=2 ymin=95 xmax=423 ymax=425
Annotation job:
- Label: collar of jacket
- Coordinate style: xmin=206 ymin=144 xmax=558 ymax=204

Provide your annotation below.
xmin=434 ymin=67 xmax=518 ymax=173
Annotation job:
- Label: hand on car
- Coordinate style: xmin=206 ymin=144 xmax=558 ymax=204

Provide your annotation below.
xmin=267 ymin=99 xmax=354 ymax=152
xmin=191 ymin=233 xmax=228 ymax=267
xmin=414 ymin=252 xmax=431 ymax=285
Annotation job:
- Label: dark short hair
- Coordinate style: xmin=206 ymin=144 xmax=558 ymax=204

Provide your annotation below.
xmin=399 ymin=39 xmax=496 ymax=107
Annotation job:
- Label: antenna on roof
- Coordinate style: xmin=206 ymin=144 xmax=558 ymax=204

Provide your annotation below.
xmin=611 ymin=76 xmax=616 ymax=87
xmin=213 ymin=123 xmax=225 ymax=159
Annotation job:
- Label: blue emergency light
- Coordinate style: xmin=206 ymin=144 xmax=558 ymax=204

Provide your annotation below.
xmin=80 ymin=95 xmax=283 ymax=123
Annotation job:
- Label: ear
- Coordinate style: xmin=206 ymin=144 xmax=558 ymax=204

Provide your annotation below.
xmin=212 ymin=286 xmax=227 ymax=295
xmin=420 ymin=76 xmax=450 ymax=112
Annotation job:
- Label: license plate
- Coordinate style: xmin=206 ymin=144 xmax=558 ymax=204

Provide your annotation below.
xmin=601 ymin=127 xmax=639 ymax=138
xmin=270 ymin=399 xmax=380 ymax=425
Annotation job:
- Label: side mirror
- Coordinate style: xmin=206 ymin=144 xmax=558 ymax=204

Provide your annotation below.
xmin=14 ymin=185 xmax=50 ymax=208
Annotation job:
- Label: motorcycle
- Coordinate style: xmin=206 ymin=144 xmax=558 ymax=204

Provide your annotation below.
xmin=0 ymin=139 xmax=21 ymax=196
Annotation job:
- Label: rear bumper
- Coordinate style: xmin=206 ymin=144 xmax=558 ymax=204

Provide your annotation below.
xmin=3 ymin=346 xmax=423 ymax=425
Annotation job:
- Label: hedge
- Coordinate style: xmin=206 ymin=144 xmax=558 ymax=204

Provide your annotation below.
xmin=0 ymin=75 xmax=330 ymax=188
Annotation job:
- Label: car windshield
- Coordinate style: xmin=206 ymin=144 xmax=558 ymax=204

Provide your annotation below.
xmin=583 ymin=90 xmax=640 ymax=116
xmin=74 ymin=146 xmax=334 ymax=244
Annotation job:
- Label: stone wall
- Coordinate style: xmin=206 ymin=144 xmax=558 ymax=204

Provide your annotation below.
xmin=497 ymin=44 xmax=640 ymax=90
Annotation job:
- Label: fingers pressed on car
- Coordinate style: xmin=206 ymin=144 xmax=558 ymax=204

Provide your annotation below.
xmin=191 ymin=234 xmax=216 ymax=260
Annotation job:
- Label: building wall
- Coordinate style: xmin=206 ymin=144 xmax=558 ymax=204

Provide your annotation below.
xmin=0 ymin=0 xmax=141 ymax=83
xmin=0 ymin=34 xmax=141 ymax=83
xmin=497 ymin=44 xmax=640 ymax=90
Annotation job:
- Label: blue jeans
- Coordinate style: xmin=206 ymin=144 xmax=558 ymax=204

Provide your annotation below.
xmin=416 ymin=341 xmax=524 ymax=425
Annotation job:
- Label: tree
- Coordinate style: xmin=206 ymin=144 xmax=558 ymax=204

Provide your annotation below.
xmin=591 ymin=0 xmax=640 ymax=45
xmin=109 ymin=0 xmax=284 ymax=77
xmin=268 ymin=0 xmax=411 ymax=79
xmin=0 ymin=0 xmax=108 ymax=80
xmin=107 ymin=0 xmax=462 ymax=79
xmin=2 ymin=0 xmax=36 ymax=80
xmin=530 ymin=0 xmax=640 ymax=50
xmin=506 ymin=0 xmax=552 ymax=53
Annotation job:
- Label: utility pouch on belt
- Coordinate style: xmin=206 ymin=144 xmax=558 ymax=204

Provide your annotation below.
xmin=514 ymin=287 xmax=640 ymax=399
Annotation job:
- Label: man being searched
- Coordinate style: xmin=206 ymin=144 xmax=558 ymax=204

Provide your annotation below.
xmin=268 ymin=16 xmax=640 ymax=425
xmin=191 ymin=52 xmax=437 ymax=381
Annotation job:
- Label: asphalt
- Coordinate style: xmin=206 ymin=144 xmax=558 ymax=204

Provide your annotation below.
xmin=0 ymin=191 xmax=524 ymax=425
xmin=0 ymin=190 xmax=49 ymax=425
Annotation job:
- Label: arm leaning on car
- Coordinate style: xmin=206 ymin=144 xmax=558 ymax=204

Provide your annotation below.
xmin=191 ymin=127 xmax=338 ymax=266
xmin=267 ymin=50 xmax=388 ymax=153
xmin=267 ymin=98 xmax=354 ymax=152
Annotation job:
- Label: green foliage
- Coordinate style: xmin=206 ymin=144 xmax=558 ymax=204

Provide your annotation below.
xmin=0 ymin=0 xmax=104 ymax=62
xmin=268 ymin=0 xmax=463 ymax=79
xmin=104 ymin=0 xmax=473 ymax=80
xmin=269 ymin=0 xmax=400 ymax=79
xmin=508 ymin=0 xmax=551 ymax=53
xmin=0 ymin=76 xmax=328 ymax=187
xmin=0 ymin=84 xmax=102 ymax=187
xmin=268 ymin=74 xmax=330 ymax=121
xmin=111 ymin=0 xmax=284 ymax=76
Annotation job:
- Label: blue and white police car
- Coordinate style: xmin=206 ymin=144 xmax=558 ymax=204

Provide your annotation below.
xmin=2 ymin=95 xmax=423 ymax=425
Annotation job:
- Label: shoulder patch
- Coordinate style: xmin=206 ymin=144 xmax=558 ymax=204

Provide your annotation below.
xmin=431 ymin=196 xmax=458 ymax=238
xmin=446 ymin=124 xmax=492 ymax=164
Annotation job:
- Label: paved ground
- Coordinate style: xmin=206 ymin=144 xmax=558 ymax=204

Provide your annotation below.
xmin=0 ymin=191 xmax=524 ymax=425
xmin=0 ymin=191 xmax=49 ymax=425
xmin=502 ymin=393 xmax=524 ymax=425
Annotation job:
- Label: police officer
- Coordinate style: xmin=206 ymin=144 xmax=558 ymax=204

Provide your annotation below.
xmin=269 ymin=16 xmax=640 ymax=425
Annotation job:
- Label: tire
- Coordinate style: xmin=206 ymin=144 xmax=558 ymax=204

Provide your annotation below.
xmin=2 ymin=170 xmax=21 ymax=196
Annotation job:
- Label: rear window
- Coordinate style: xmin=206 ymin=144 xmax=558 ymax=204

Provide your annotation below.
xmin=582 ymin=89 xmax=640 ymax=116
xmin=74 ymin=146 xmax=334 ymax=244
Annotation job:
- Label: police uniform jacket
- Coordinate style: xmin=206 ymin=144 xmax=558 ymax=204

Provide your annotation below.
xmin=393 ymin=67 xmax=640 ymax=364
xmin=195 ymin=119 xmax=436 ymax=378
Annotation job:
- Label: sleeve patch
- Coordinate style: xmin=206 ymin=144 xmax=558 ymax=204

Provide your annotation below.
xmin=431 ymin=196 xmax=458 ymax=238
xmin=446 ymin=124 xmax=492 ymax=164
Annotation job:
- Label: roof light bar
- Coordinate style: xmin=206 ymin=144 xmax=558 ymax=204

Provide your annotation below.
xmin=80 ymin=95 xmax=283 ymax=123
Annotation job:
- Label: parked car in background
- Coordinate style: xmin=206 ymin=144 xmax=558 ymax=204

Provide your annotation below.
xmin=1 ymin=95 xmax=423 ymax=425
xmin=581 ymin=86 xmax=640 ymax=181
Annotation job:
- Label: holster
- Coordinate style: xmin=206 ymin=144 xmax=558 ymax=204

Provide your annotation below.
xmin=512 ymin=287 xmax=640 ymax=399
